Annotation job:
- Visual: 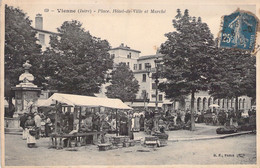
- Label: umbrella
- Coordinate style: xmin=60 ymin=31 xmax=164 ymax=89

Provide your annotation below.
xmin=209 ymin=104 xmax=220 ymax=108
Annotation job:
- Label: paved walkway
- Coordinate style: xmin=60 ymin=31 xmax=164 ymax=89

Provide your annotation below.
xmin=133 ymin=123 xmax=253 ymax=141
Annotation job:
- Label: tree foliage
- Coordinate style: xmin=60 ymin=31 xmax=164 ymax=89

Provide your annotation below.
xmin=42 ymin=20 xmax=113 ymax=95
xmin=5 ymin=5 xmax=42 ymax=116
xmin=159 ymin=9 xmax=215 ymax=99
xmin=209 ymin=47 xmax=256 ymax=106
xmin=106 ymin=63 xmax=139 ymax=102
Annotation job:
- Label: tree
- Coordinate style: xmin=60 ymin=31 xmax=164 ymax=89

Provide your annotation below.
xmin=209 ymin=47 xmax=256 ymax=111
xmin=105 ymin=63 xmax=139 ymax=102
xmin=5 ymin=5 xmax=42 ymax=117
xmin=159 ymin=9 xmax=216 ymax=130
xmin=42 ymin=20 xmax=113 ymax=95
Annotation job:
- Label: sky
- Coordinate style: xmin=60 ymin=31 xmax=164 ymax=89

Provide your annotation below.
xmin=5 ymin=0 xmax=257 ymax=56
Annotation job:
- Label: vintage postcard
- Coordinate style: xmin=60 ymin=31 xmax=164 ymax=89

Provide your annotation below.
xmin=1 ymin=0 xmax=259 ymax=167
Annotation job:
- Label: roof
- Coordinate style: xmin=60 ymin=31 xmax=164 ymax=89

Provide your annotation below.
xmin=33 ymin=28 xmax=60 ymax=35
xmin=38 ymin=93 xmax=132 ymax=110
xmin=138 ymin=54 xmax=164 ymax=61
xmin=110 ymin=46 xmax=141 ymax=53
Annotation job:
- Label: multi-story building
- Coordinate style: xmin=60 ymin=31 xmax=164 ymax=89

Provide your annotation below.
xmin=34 ymin=14 xmax=58 ymax=51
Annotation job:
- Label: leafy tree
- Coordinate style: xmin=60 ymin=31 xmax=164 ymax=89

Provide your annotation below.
xmin=42 ymin=20 xmax=113 ymax=95
xmin=159 ymin=9 xmax=215 ymax=130
xmin=5 ymin=5 xmax=42 ymax=117
xmin=105 ymin=63 xmax=139 ymax=102
xmin=209 ymin=47 xmax=256 ymax=111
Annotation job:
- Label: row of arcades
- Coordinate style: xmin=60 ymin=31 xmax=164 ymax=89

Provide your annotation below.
xmin=194 ymin=96 xmax=252 ymax=112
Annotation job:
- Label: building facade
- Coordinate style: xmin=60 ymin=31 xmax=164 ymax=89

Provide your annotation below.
xmin=34 ymin=14 xmax=58 ymax=51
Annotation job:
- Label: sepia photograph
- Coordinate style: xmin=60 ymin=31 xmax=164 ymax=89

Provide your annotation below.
xmin=1 ymin=0 xmax=259 ymax=167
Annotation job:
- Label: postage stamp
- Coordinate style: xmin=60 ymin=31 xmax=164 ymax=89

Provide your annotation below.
xmin=219 ymin=9 xmax=259 ymax=51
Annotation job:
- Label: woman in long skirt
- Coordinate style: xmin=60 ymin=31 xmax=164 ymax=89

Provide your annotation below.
xmin=25 ymin=115 xmax=37 ymax=148
xmin=133 ymin=115 xmax=140 ymax=132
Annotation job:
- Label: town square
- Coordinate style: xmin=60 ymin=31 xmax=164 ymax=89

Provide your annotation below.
xmin=2 ymin=0 xmax=258 ymax=167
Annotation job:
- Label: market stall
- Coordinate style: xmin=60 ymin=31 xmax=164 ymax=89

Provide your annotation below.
xmin=38 ymin=93 xmax=132 ymax=149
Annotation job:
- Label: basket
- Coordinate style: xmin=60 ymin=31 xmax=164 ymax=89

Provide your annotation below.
xmin=129 ymin=140 xmax=135 ymax=146
xmin=123 ymin=142 xmax=130 ymax=147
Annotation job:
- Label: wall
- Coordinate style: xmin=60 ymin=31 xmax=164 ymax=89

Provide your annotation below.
xmin=35 ymin=31 xmax=52 ymax=51
xmin=109 ymin=49 xmax=139 ymax=71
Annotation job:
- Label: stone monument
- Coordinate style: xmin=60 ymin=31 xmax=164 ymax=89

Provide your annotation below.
xmin=12 ymin=60 xmax=42 ymax=116
xmin=5 ymin=61 xmax=41 ymax=133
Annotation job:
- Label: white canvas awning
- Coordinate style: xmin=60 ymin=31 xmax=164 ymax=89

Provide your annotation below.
xmin=163 ymin=100 xmax=173 ymax=105
xmin=147 ymin=103 xmax=163 ymax=108
xmin=38 ymin=93 xmax=132 ymax=110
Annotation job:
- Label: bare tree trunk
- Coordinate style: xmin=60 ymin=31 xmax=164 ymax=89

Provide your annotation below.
xmin=190 ymin=91 xmax=195 ymax=131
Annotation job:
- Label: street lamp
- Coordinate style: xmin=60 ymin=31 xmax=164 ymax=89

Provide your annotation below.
xmin=145 ymin=57 xmax=163 ymax=132
xmin=145 ymin=57 xmax=162 ymax=113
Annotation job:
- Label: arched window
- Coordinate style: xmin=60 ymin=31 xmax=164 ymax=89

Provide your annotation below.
xmin=239 ymin=99 xmax=242 ymax=110
xmin=242 ymin=99 xmax=246 ymax=109
xmin=203 ymin=97 xmax=207 ymax=111
xmin=208 ymin=98 xmax=212 ymax=108
xmin=197 ymin=97 xmax=201 ymax=111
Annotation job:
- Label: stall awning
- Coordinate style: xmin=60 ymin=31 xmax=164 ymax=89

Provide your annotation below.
xmin=147 ymin=103 xmax=163 ymax=108
xmin=163 ymin=100 xmax=173 ymax=105
xmin=38 ymin=93 xmax=132 ymax=110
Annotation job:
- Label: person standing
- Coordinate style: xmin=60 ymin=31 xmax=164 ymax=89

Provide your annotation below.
xmin=25 ymin=115 xmax=37 ymax=148
xmin=92 ymin=112 xmax=100 ymax=131
xmin=34 ymin=112 xmax=41 ymax=139
xmin=45 ymin=116 xmax=51 ymax=137
xmin=68 ymin=112 xmax=74 ymax=132
xmin=139 ymin=115 xmax=145 ymax=131
xmin=20 ymin=113 xmax=28 ymax=140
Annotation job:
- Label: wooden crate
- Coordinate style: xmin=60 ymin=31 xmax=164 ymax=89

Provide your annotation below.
xmin=98 ymin=144 xmax=112 ymax=151
xmin=158 ymin=139 xmax=167 ymax=147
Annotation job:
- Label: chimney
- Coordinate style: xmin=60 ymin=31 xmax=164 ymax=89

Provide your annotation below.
xmin=35 ymin=14 xmax=43 ymax=30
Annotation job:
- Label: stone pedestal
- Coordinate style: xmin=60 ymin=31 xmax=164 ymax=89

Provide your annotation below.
xmin=5 ymin=60 xmax=42 ymax=133
xmin=12 ymin=87 xmax=41 ymax=116
xmin=4 ymin=117 xmax=22 ymax=133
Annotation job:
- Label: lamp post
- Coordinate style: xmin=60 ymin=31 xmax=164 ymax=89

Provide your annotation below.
xmin=145 ymin=57 xmax=162 ymax=131
xmin=145 ymin=57 xmax=162 ymax=112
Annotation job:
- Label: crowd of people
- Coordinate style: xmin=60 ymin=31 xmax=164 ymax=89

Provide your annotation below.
xmin=19 ymin=106 xmax=256 ymax=148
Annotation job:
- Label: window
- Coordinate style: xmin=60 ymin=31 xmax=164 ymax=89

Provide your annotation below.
xmin=139 ymin=64 xmax=142 ymax=70
xmin=127 ymin=53 xmax=132 ymax=58
xmin=39 ymin=33 xmax=45 ymax=44
xmin=133 ymin=64 xmax=137 ymax=70
xmin=152 ymin=83 xmax=156 ymax=89
xmin=145 ymin=63 xmax=151 ymax=69
xmin=141 ymin=90 xmax=147 ymax=99
xmin=142 ymin=74 xmax=146 ymax=82
xmin=127 ymin=62 xmax=130 ymax=67
xmin=110 ymin=54 xmax=115 ymax=59
xmin=159 ymin=94 xmax=163 ymax=101
xmin=152 ymin=94 xmax=156 ymax=98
